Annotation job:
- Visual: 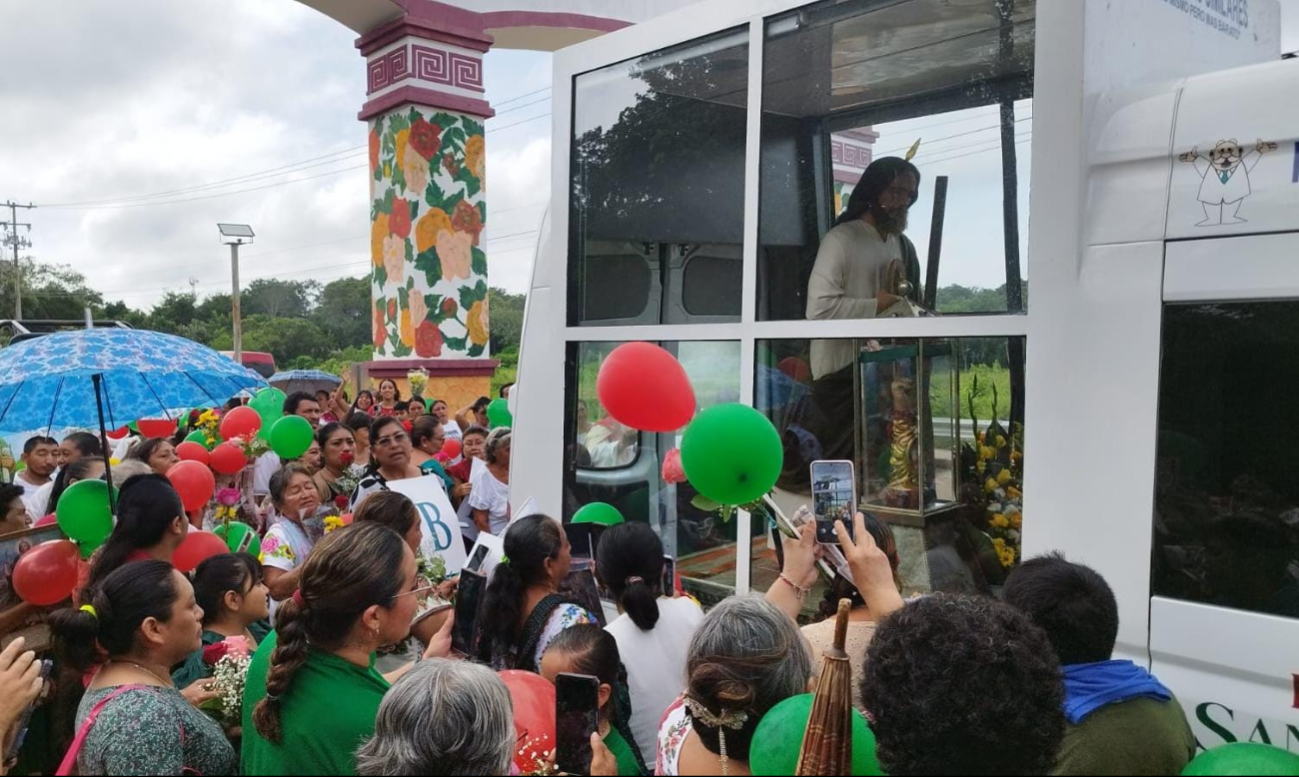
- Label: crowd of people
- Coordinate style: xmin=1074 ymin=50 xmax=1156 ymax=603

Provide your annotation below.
xmin=0 ymin=377 xmax=1216 ymax=776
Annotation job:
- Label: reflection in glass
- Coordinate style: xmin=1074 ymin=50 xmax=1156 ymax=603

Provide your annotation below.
xmin=1154 ymin=303 xmax=1299 ymax=619
xmin=564 ymin=341 xmax=744 ymax=607
xmin=759 ymin=0 xmax=1035 ymax=321
xmin=570 ymin=28 xmax=748 ymax=326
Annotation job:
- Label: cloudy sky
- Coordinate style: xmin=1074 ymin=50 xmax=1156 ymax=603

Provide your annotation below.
xmin=0 ymin=1 xmax=1295 ymax=312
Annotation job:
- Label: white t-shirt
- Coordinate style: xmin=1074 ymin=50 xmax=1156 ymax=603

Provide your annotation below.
xmin=25 ymin=480 xmax=54 ymax=520
xmin=606 ymin=596 xmax=705 ymax=758
xmin=253 ymin=452 xmax=281 ymax=495
xmin=806 ymin=219 xmax=903 ymax=377
xmin=14 ymin=472 xmax=48 ymax=520
xmin=467 ymin=469 xmax=510 ymax=536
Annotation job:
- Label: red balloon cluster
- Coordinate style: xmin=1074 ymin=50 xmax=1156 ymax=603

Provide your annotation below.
xmin=175 ymin=442 xmax=210 ymax=466
xmin=219 ymin=406 xmax=262 ymax=441
xmin=210 ymin=443 xmax=249 ymax=476
xmin=13 ymin=540 xmax=80 ymax=606
xmin=136 ymin=418 xmax=177 ymax=439
xmin=498 ymin=670 xmax=556 ymax=773
xmin=596 ymin=342 xmax=696 ymax=432
xmin=167 ymin=461 xmax=215 ymax=513
xmin=173 ymin=531 xmax=229 ymax=573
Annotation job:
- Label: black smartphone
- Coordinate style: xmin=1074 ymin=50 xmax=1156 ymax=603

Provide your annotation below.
xmin=451 ymin=571 xmax=486 ymax=657
xmin=464 ymin=544 xmax=491 ymax=574
xmin=555 ymin=672 xmax=601 ymax=776
xmin=661 ymin=554 xmax=677 ymax=596
xmin=811 ymin=460 xmax=856 ymax=544
xmin=5 ymin=659 xmax=51 ymax=762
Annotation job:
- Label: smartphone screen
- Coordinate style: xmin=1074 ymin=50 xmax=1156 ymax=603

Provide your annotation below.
xmin=811 ymin=460 xmax=856 ymax=544
xmin=451 ymin=571 xmax=486 ymax=656
xmin=464 ymin=544 xmax=490 ymax=574
xmin=661 ymin=555 xmax=677 ymax=597
xmin=555 ymin=673 xmax=600 ymax=775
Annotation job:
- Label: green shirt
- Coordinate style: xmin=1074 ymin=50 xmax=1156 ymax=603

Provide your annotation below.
xmin=1053 ymin=695 xmax=1195 ymax=776
xmin=241 ymin=630 xmax=390 ymax=776
xmin=171 ymin=630 xmax=226 ymax=690
xmin=605 ymin=725 xmax=644 ymax=776
xmin=418 ymin=459 xmax=455 ymax=491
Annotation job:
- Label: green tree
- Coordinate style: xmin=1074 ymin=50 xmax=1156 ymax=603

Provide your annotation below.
xmin=207 ymin=314 xmax=330 ymax=365
xmin=242 ymin=279 xmax=319 ymax=319
xmin=312 ymin=277 xmax=370 ymax=350
xmin=0 ymin=258 xmax=105 ymax=321
xmin=488 ymin=286 xmax=526 ymax=355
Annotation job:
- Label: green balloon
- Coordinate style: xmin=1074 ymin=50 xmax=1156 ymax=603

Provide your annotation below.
xmin=252 ymin=388 xmax=286 ymax=441
xmin=214 ymin=522 xmax=260 ymax=554
xmin=270 ymin=415 xmax=313 ymax=459
xmin=487 ymin=398 xmax=512 ymax=429
xmin=1182 ymin=743 xmax=1299 ymax=776
xmin=184 ymin=430 xmax=218 ymax=451
xmin=572 ymin=502 xmax=624 ymax=527
xmin=56 ymin=480 xmax=115 ymax=549
xmin=680 ymin=403 xmax=783 ymax=506
xmin=750 ymin=694 xmax=882 ymax=776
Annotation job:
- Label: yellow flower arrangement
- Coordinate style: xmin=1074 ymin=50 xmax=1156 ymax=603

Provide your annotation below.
xmin=991 ymin=513 xmax=1009 ymax=529
xmin=1008 ymin=512 xmax=1023 ymax=530
xmin=995 ymin=435 xmax=1007 ymax=448
xmin=1006 ymin=485 xmax=1022 ymax=500
xmin=985 ymin=477 xmax=999 ymax=494
xmin=996 ymin=469 xmax=1012 ymax=486
xmin=324 ymin=516 xmax=345 ymax=534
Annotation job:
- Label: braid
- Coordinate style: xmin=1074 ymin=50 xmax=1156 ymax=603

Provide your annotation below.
xmin=252 ymin=598 xmax=309 ymax=743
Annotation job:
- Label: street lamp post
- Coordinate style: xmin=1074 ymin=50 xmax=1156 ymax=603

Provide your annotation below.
xmin=217 ymin=224 xmax=255 ymax=365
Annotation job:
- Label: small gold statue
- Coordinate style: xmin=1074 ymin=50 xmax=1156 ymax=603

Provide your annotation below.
xmin=886 ymin=374 xmax=920 ymax=508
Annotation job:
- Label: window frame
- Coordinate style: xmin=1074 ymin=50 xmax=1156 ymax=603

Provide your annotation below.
xmin=550 ymin=0 xmax=1036 ymax=594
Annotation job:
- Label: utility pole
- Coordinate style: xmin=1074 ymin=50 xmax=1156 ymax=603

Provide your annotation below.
xmin=218 ymin=224 xmax=255 ymax=366
xmin=1 ymin=202 xmax=35 ymax=320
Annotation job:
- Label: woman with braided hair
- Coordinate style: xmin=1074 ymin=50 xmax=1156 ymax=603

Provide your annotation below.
xmin=240 ymin=522 xmax=453 ymax=776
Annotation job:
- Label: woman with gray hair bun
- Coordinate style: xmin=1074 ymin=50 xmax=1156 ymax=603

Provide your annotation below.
xmin=468 ymin=427 xmax=511 ymax=538
xmin=355 ymin=659 xmax=515 ymax=776
xmin=656 ymin=595 xmax=814 ymax=776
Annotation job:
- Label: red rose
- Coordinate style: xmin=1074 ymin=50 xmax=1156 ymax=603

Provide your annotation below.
xmin=662 ymin=448 xmax=687 ymax=484
xmin=390 ymin=199 xmax=412 ymax=239
xmin=415 ymin=320 xmax=444 ymax=358
xmin=373 ymin=305 xmax=387 ymax=350
xmin=451 ymin=200 xmax=484 ymax=246
xmin=442 ymin=298 xmax=458 ymax=317
xmin=409 ymin=119 xmax=441 ymax=160
xmin=442 ymin=153 xmax=460 ymax=177
xmin=388 ymin=299 xmax=398 ymax=320
xmin=202 ymin=642 xmax=230 ymax=666
xmin=334 ymin=494 xmax=349 ymax=510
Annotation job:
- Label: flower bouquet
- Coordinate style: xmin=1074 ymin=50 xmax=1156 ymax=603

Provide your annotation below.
xmin=960 ymin=375 xmax=1024 ymax=571
xmin=407 ymin=368 xmax=429 ymax=399
xmin=198 ymin=636 xmax=254 ymax=729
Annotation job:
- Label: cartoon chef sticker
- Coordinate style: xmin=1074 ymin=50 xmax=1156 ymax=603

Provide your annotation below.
xmin=1180 ymin=138 xmax=1279 ymax=226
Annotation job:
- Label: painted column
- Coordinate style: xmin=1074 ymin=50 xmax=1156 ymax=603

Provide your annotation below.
xmin=358 ymin=7 xmax=497 ymax=402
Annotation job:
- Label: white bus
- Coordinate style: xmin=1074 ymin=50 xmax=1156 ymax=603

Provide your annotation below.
xmin=512 ymin=0 xmax=1299 ymax=750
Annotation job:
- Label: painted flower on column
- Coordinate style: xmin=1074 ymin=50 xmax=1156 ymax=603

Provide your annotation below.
xmin=410 ymin=118 xmax=441 ymax=160
xmin=452 ymin=200 xmax=484 ymax=246
xmin=467 ymin=298 xmax=489 ymax=347
xmin=409 ymin=290 xmax=428 ymax=329
xmin=373 ymin=304 xmax=387 ymax=350
xmin=400 ymin=308 xmax=415 ymax=347
xmin=415 ymin=320 xmax=443 ymax=358
xmin=383 ymin=234 xmax=405 ymax=284
xmin=390 ymin=199 xmax=412 ymax=240
xmin=403 ymin=145 xmax=429 ymax=197
xmin=465 ymin=134 xmax=485 ymax=181
xmin=437 ymin=228 xmax=473 ymax=282
xmin=395 ymin=129 xmax=410 ymax=166
xmin=416 ymin=208 xmax=452 ymax=254
xmin=369 ymin=131 xmax=381 ymax=173
xmin=371 ymin=214 xmax=390 ymax=269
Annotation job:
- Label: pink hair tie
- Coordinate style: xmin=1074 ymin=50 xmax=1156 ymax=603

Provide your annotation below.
xmin=292 ymin=589 xmax=306 ymax=608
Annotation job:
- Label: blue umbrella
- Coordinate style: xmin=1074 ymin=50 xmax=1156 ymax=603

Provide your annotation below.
xmin=268 ymin=369 xmax=342 ymax=396
xmin=0 ymin=329 xmax=266 ymax=433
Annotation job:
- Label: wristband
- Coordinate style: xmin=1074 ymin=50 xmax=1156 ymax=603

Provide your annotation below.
xmin=778 ymin=573 xmax=810 ymax=599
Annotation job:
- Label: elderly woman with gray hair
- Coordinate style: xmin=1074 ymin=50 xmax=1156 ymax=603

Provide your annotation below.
xmin=355 ymin=660 xmax=516 ymax=776
xmin=467 ymin=427 xmax=511 ymax=538
xmin=654 ymin=595 xmax=815 ymax=776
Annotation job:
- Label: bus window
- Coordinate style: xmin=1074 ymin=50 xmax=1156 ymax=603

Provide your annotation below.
xmin=755 ymin=336 xmax=1024 ymax=600
xmin=1154 ymin=302 xmax=1299 ymax=619
xmin=569 ymin=28 xmax=748 ymax=326
xmin=564 ymin=341 xmax=745 ymax=606
xmin=758 ymin=0 xmax=1034 ymax=322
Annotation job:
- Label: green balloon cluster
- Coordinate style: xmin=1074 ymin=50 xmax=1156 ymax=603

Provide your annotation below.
xmin=249 ymin=388 xmax=286 ymax=442
xmin=572 ymin=502 xmax=624 ymax=527
xmin=487 ymin=398 xmax=513 ymax=429
xmin=56 ymin=480 xmax=116 ymax=556
xmin=214 ymin=522 xmax=260 ymax=554
xmin=750 ymin=694 xmax=882 ymax=776
xmin=270 ymin=415 xmax=313 ymax=459
xmin=680 ymin=403 xmax=783 ymax=506
xmin=1182 ymin=743 xmax=1299 ymax=776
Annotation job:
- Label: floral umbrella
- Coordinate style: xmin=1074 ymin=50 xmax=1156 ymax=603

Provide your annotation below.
xmin=0 ymin=328 xmax=266 ymax=500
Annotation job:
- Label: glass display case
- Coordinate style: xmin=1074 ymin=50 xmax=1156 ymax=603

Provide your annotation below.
xmin=860 ymin=339 xmax=960 ymax=526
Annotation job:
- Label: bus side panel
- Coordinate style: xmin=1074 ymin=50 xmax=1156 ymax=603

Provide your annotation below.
xmin=1023 ymin=240 xmax=1164 ymax=661
xmin=1151 ymin=598 xmax=1299 ymax=752
xmin=511 ymin=286 xmax=565 ymax=517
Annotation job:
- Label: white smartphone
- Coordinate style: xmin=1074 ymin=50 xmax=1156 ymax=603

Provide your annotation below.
xmin=811 ymin=460 xmax=857 ymax=545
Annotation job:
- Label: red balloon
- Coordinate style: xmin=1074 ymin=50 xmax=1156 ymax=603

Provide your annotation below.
xmin=219 ymin=406 xmax=262 ymax=441
xmin=13 ymin=540 xmax=80 ymax=606
xmin=34 ymin=513 xmax=57 ymax=528
xmin=137 ymin=418 xmax=177 ymax=438
xmin=441 ymin=438 xmax=462 ymax=459
xmin=596 ymin=342 xmax=696 ymax=432
xmin=106 ymin=426 xmax=130 ymax=440
xmin=175 ymin=442 xmax=210 ymax=466
xmin=498 ymin=670 xmax=556 ymax=772
xmin=173 ymin=530 xmax=229 ymax=574
xmin=167 ymin=461 xmax=215 ymax=513
xmin=209 ymin=443 xmax=249 ymax=477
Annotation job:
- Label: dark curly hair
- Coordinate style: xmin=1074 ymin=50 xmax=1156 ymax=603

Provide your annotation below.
xmin=860 ymin=594 xmax=1065 ymax=776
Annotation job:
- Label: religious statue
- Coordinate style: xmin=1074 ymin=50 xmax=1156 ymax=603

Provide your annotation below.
xmin=885 ymin=373 xmax=920 ymax=508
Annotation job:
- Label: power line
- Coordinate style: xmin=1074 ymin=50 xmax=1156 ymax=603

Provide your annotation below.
xmin=487 ymin=111 xmax=552 ymax=134
xmin=489 ymin=94 xmax=552 ymax=119
xmin=42 ymin=164 xmax=369 ymax=211
xmin=492 ymin=85 xmax=552 ymax=108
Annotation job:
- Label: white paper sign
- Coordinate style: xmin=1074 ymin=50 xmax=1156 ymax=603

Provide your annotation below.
xmin=465 ymin=532 xmax=504 ymax=580
xmin=388 ymin=476 xmax=468 ymax=575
